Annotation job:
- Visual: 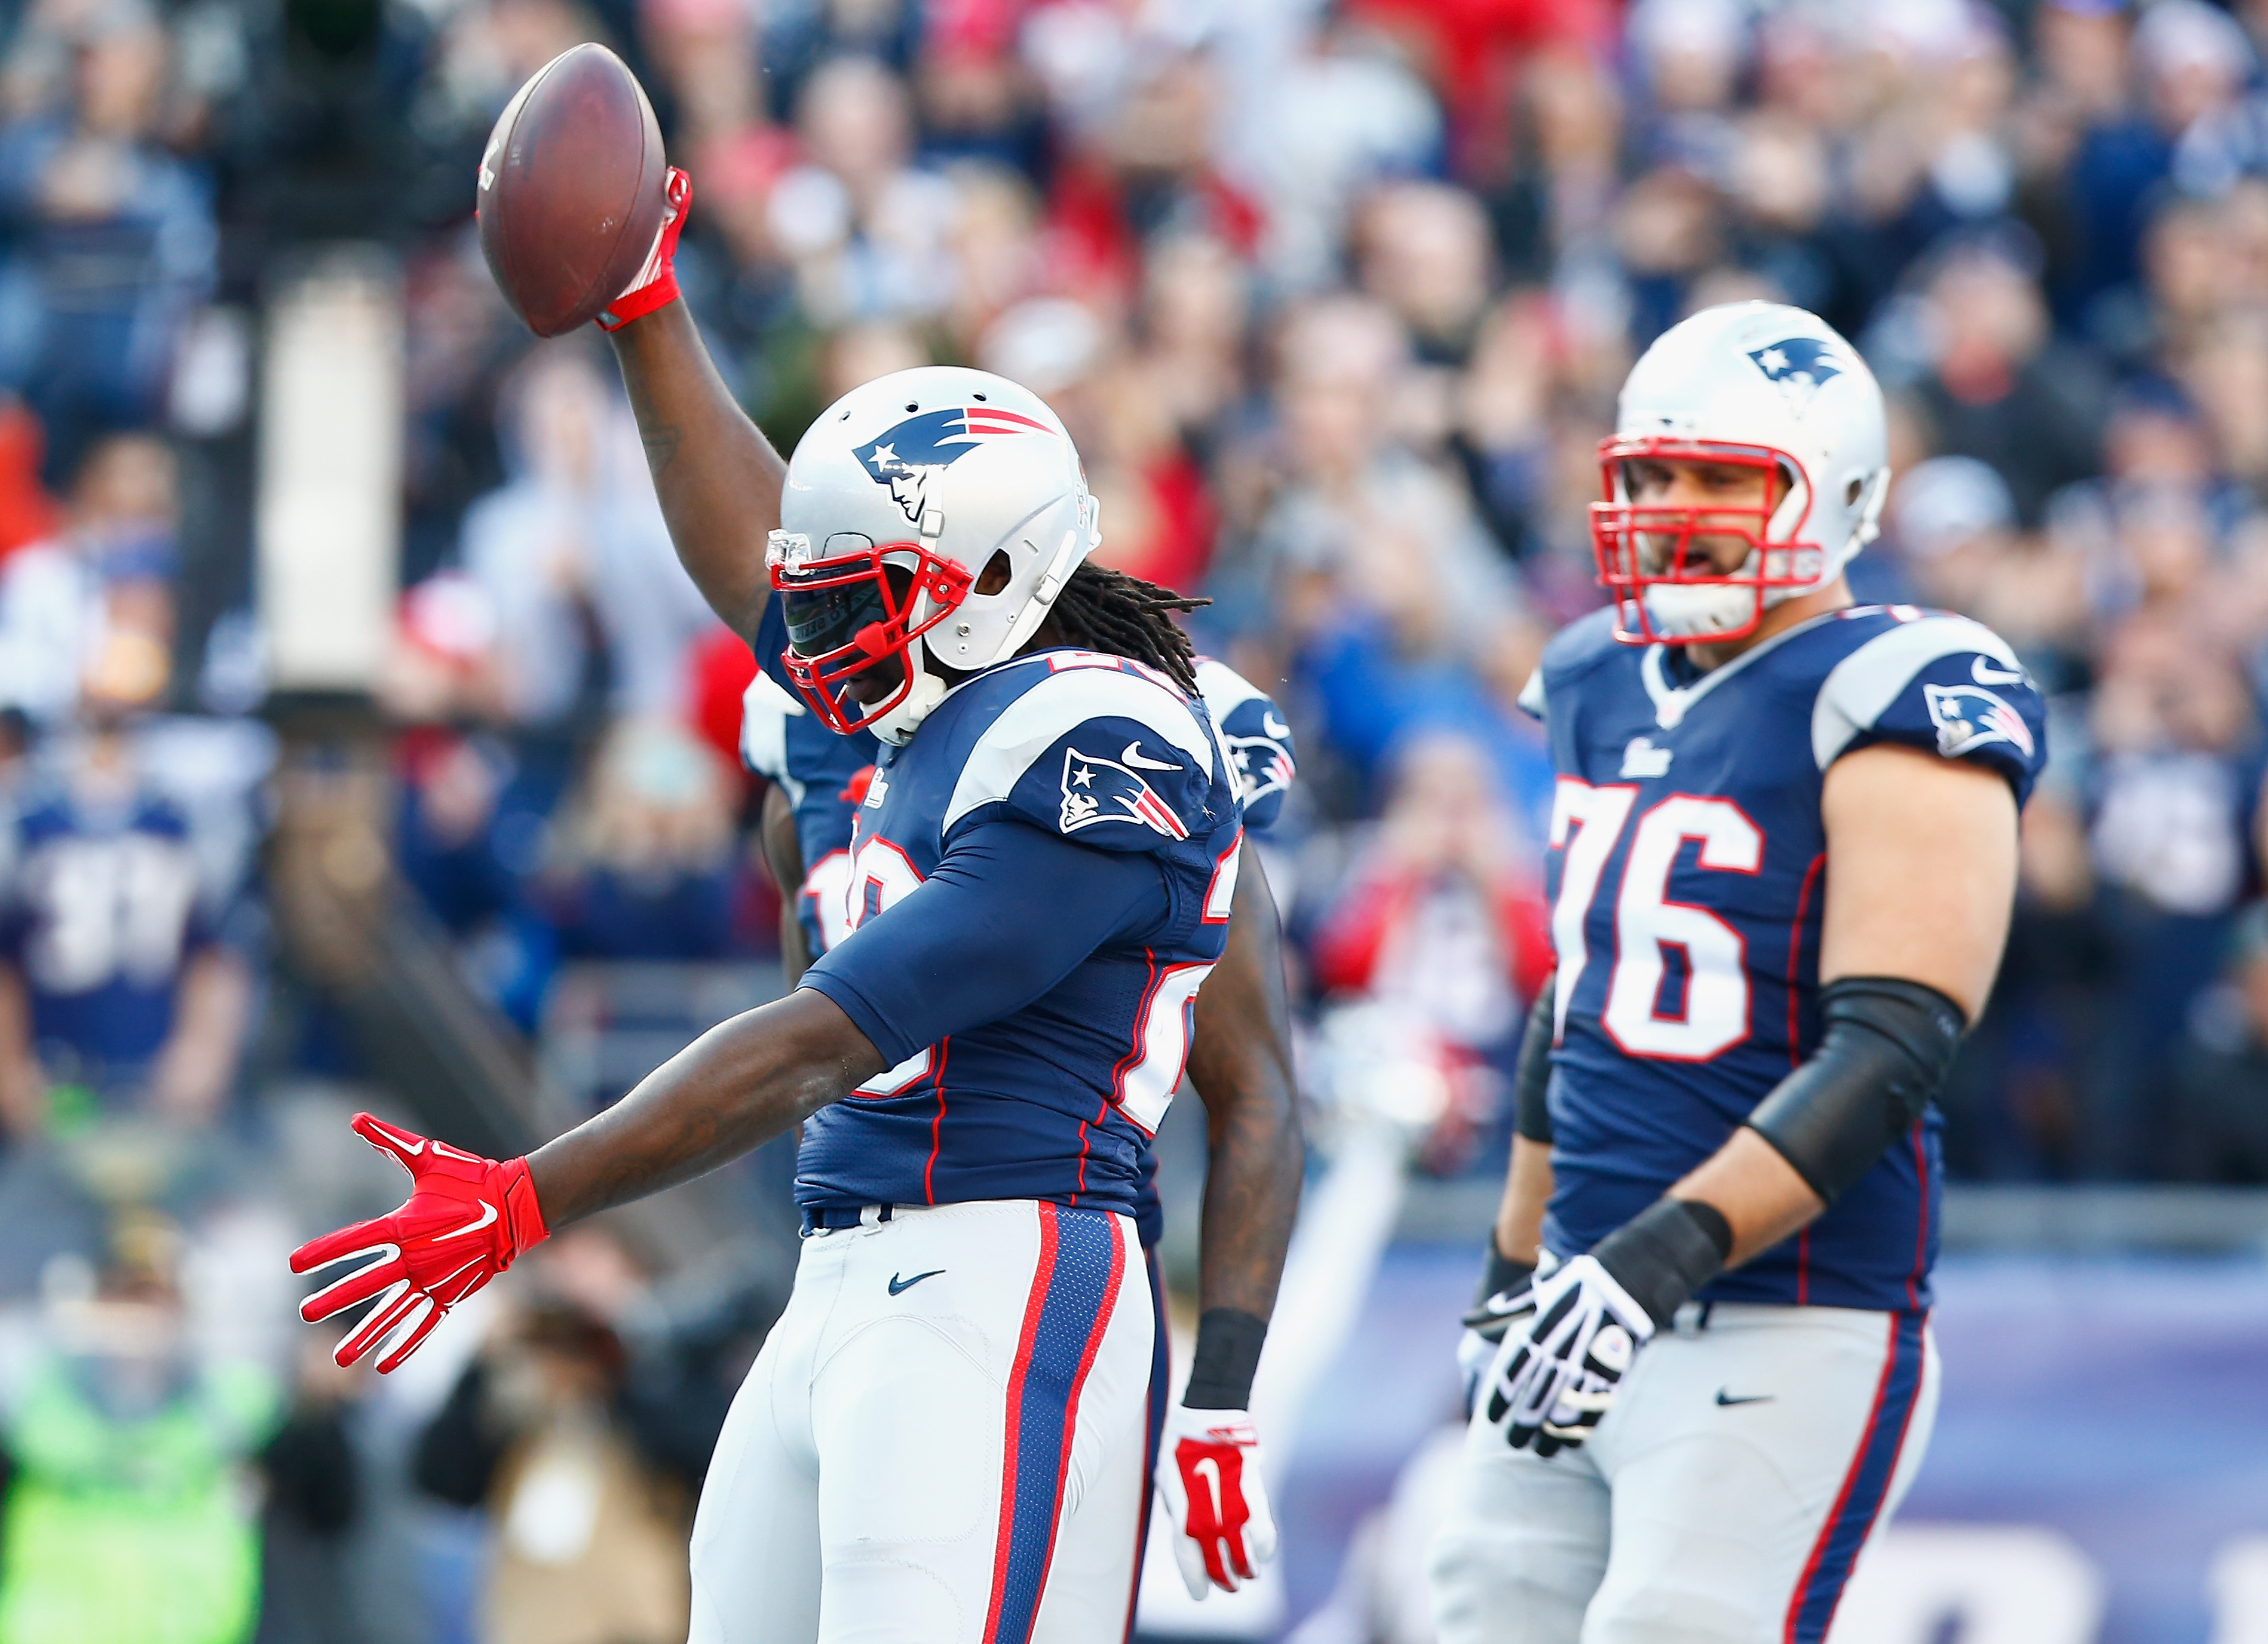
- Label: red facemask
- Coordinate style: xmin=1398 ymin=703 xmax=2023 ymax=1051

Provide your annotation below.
xmin=769 ymin=536 xmax=974 ymax=735
xmin=1589 ymin=435 xmax=1821 ymax=646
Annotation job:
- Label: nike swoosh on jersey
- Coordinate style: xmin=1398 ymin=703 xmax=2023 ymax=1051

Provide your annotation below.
xmin=1714 ymin=1388 xmax=1774 ymax=1406
xmin=888 ymin=1268 xmax=946 ymax=1295
xmin=1120 ymin=741 xmax=1181 ymax=771
xmin=1261 ymin=713 xmax=1291 ymax=740
xmin=1970 ymin=656 xmax=2025 ymax=685
xmin=431 ymin=1200 xmax=497 ymax=1241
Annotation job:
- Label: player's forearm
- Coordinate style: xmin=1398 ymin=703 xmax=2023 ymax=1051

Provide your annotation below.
xmin=1492 ymin=1135 xmax=1553 ymax=1267
xmin=1186 ymin=849 xmax=1303 ymax=1320
xmin=607 ymin=302 xmax=784 ymax=642
xmin=527 ymin=989 xmax=882 ymax=1225
xmin=1671 ymin=1128 xmax=1825 ymax=1268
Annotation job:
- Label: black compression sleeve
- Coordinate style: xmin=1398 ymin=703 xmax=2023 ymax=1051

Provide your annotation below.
xmin=1183 ymin=1308 xmax=1267 ymax=1410
xmin=1512 ymin=978 xmax=1556 ymax=1145
xmin=1745 ymin=977 xmax=1968 ymax=1205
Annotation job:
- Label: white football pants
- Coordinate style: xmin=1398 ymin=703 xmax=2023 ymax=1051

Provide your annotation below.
xmin=689 ymin=1200 xmax=1153 ymax=1644
xmin=1429 ymin=1303 xmax=1941 ymax=1644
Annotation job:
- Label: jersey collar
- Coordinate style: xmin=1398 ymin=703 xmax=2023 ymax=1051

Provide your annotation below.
xmin=1639 ymin=608 xmax=1845 ymax=729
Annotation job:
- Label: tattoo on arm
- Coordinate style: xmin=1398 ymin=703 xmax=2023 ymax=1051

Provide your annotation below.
xmin=640 ymin=424 xmax=683 ymax=479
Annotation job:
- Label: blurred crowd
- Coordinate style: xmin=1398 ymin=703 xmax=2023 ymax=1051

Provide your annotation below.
xmin=7 ymin=0 xmax=2268 ymax=1634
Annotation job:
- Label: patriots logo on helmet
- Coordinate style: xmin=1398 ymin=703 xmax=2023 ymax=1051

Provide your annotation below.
xmin=854 ymin=406 xmax=1055 ymax=527
xmin=1924 ymin=682 xmax=2034 ymax=760
xmin=1059 ymin=746 xmax=1190 ymax=839
xmin=1745 ymin=338 xmax=1845 ymax=417
xmin=1225 ymin=732 xmax=1295 ymax=808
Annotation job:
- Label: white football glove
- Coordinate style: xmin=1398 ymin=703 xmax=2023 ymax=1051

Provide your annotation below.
xmin=1482 ymin=1254 xmax=1654 ymax=1456
xmin=1155 ymin=1404 xmax=1277 ymax=1597
xmin=1457 ymin=1249 xmax=1558 ymax=1416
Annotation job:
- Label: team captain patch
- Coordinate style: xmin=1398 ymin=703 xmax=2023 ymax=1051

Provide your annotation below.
xmin=1923 ymin=681 xmax=2036 ymax=759
xmin=1059 ymin=746 xmax=1190 ymax=839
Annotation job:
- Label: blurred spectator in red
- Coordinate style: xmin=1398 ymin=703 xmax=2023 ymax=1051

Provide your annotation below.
xmin=0 ymin=395 xmax=59 ymax=560
xmin=1314 ymin=731 xmax=1552 ymax=1045
xmin=0 ymin=5 xmax=213 ymax=485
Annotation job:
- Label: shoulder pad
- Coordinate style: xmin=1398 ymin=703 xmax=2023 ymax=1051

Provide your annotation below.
xmin=1812 ymin=612 xmax=2047 ymax=798
xmin=945 ymin=657 xmax=1229 ymax=850
xmin=1196 ymin=658 xmax=1297 ymax=832
xmin=740 ymin=671 xmax=805 ymax=790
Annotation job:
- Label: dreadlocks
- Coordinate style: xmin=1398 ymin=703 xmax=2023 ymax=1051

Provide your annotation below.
xmin=1036 ymin=562 xmax=1209 ymax=693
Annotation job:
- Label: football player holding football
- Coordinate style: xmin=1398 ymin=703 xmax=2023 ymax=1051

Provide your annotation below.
xmin=290 ymin=179 xmax=1303 ymax=1642
xmin=1428 ymin=302 xmax=2046 ymax=1644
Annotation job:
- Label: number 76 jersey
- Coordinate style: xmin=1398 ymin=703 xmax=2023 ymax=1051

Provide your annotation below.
xmin=1522 ymin=605 xmax=2047 ymax=1313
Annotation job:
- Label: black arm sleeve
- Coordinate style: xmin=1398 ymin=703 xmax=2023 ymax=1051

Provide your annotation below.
xmin=1512 ymin=977 xmax=1556 ymax=1145
xmin=1744 ymin=976 xmax=1967 ymax=1205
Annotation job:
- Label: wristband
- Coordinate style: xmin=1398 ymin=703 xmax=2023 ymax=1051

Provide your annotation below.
xmin=1472 ymin=1236 xmax=1534 ymax=1310
xmin=1589 ymin=1197 xmax=1731 ymax=1330
xmin=1184 ymin=1307 xmax=1267 ymax=1410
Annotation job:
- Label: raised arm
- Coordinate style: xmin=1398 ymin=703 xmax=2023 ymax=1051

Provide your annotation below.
xmin=607 ymin=299 xmax=785 ymax=643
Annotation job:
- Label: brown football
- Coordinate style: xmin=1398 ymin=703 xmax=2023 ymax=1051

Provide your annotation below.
xmin=476 ymin=44 xmax=667 ymax=337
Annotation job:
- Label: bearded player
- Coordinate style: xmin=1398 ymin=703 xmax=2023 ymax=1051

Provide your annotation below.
xmin=1428 ymin=302 xmax=2046 ymax=1643
xmin=290 ymin=173 xmax=1302 ymax=1641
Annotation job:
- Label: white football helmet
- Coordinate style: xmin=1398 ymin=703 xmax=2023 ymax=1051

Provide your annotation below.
xmin=1592 ymin=301 xmax=1890 ymax=644
xmin=766 ymin=366 xmax=1100 ymax=744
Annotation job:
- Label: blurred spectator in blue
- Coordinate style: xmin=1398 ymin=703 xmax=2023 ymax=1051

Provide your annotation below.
xmin=0 ymin=5 xmax=213 ymax=484
xmin=393 ymin=729 xmax=554 ymax=1030
xmin=540 ymin=719 xmax=741 ymax=962
xmin=2171 ymin=902 xmax=2268 ymax=1182
xmin=0 ymin=692 xmax=252 ymax=1134
xmin=1943 ymin=780 xmax=2119 ymax=1180
xmin=2086 ymin=613 xmax=2266 ymax=1175
xmin=0 ymin=431 xmax=179 ymax=726
xmin=0 ymin=1211 xmax=280 ymax=1644
xmin=459 ymin=345 xmax=714 ymax=734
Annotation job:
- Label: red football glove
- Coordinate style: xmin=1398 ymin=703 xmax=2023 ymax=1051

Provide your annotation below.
xmin=290 ymin=1114 xmax=550 ymax=1373
xmin=1155 ymin=1405 xmax=1279 ymax=1598
xmin=597 ymin=166 xmax=691 ymax=332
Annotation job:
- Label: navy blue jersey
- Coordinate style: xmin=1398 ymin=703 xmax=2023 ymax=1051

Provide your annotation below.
xmin=0 ymin=786 xmax=215 ymax=1084
xmin=794 ymin=649 xmax=1245 ymax=1223
xmin=745 ymin=609 xmax=1297 ymax=1245
xmin=1524 ymin=603 xmax=2047 ymax=1312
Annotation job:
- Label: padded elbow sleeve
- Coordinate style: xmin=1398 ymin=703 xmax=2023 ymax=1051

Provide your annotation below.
xmin=1512 ymin=978 xmax=1556 ymax=1145
xmin=1745 ymin=977 xmax=1967 ymax=1205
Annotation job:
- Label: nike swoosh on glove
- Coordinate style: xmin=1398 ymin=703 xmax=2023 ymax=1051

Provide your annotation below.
xmin=1482 ymin=1255 xmax=1653 ymax=1457
xmin=597 ymin=166 xmax=691 ymax=331
xmin=1156 ymin=1405 xmax=1277 ymax=1597
xmin=290 ymin=1113 xmax=549 ymax=1373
